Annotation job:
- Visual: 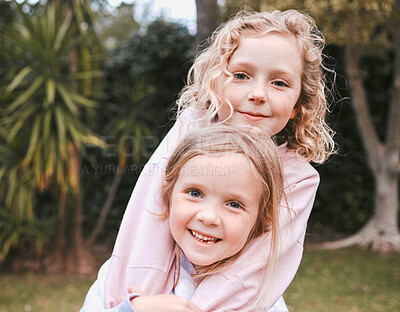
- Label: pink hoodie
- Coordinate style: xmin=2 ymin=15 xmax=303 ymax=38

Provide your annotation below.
xmin=104 ymin=109 xmax=319 ymax=311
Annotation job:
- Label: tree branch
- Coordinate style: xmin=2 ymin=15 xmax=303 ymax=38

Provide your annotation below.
xmin=87 ymin=167 xmax=123 ymax=248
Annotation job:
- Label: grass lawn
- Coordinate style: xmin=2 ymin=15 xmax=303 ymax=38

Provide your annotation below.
xmin=285 ymin=248 xmax=400 ymax=311
xmin=0 ymin=248 xmax=399 ymax=311
xmin=0 ymin=272 xmax=94 ymax=312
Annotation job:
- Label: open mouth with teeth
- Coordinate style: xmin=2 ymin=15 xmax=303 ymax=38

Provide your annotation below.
xmin=190 ymin=230 xmax=221 ymax=244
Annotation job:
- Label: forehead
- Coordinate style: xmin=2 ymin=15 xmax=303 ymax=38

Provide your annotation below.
xmin=177 ymin=153 xmax=263 ymax=200
xmin=227 ymin=30 xmax=303 ymax=71
xmin=237 ymin=29 xmax=300 ymax=51
xmin=178 ymin=153 xmax=255 ymax=179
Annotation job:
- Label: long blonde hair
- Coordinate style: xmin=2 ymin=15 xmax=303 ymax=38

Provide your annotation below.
xmin=162 ymin=125 xmax=284 ymax=293
xmin=177 ymin=9 xmax=335 ymax=164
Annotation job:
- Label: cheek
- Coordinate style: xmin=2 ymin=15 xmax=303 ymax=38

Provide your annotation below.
xmin=223 ymin=84 xmax=242 ymax=104
xmin=215 ymin=77 xmax=239 ymax=109
xmin=228 ymin=217 xmax=255 ymax=247
xmin=272 ymin=96 xmax=297 ymax=117
xmin=218 ymin=102 xmax=232 ymax=121
xmin=169 ymin=203 xmax=186 ymax=233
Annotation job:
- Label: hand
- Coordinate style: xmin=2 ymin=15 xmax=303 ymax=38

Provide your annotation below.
xmin=118 ymin=286 xmax=147 ymax=304
xmin=128 ymin=285 xmax=203 ymax=312
xmin=128 ymin=285 xmax=147 ymax=296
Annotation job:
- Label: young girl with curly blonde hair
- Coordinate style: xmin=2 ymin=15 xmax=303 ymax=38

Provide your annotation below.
xmin=81 ymin=8 xmax=335 ymax=312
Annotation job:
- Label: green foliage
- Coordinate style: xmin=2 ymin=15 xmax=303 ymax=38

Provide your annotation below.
xmin=100 ymin=17 xmax=194 ymax=147
xmin=224 ymin=0 xmax=397 ymax=51
xmin=0 ymin=3 xmax=194 ymax=259
xmin=0 ymin=208 xmax=55 ymax=262
xmin=1 ymin=2 xmax=103 ymax=190
xmin=0 ymin=1 xmax=16 ymax=25
xmin=103 ymin=18 xmax=194 ymax=123
xmin=221 ymin=0 xmax=262 ymax=20
xmin=98 ymin=3 xmax=140 ymax=49
xmin=0 ymin=2 xmax=104 ymax=262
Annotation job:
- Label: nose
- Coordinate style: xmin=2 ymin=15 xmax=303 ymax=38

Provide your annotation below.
xmin=248 ymin=81 xmax=267 ymax=105
xmin=196 ymin=206 xmax=221 ymax=226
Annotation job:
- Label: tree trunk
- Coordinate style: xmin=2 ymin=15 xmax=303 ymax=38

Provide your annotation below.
xmin=195 ymin=0 xmax=218 ymax=51
xmin=87 ymin=164 xmax=124 ymax=248
xmin=370 ymin=169 xmax=400 ymax=251
xmin=67 ymin=143 xmax=96 ymax=274
xmin=46 ymin=188 xmax=67 ymax=273
xmin=66 ymin=41 xmax=96 ymax=274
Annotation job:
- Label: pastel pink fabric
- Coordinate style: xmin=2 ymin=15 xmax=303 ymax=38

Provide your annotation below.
xmin=104 ymin=109 xmax=319 ymax=311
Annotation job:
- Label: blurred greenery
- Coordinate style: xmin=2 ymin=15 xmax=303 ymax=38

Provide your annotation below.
xmin=0 ymin=0 xmax=104 ymax=266
xmin=0 ymin=0 xmax=194 ymax=266
xmin=0 ymin=249 xmax=398 ymax=311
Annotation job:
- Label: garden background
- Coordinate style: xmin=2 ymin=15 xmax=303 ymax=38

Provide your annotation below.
xmin=0 ymin=0 xmax=399 ymax=311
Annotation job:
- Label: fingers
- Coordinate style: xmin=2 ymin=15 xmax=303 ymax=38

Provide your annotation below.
xmin=127 ymin=285 xmax=147 ymax=296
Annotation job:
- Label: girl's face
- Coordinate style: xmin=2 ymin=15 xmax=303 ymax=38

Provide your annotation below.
xmin=216 ymin=32 xmax=302 ymax=136
xmin=169 ymin=154 xmax=261 ymax=266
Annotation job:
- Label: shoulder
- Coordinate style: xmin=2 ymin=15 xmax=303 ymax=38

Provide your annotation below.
xmin=277 ymin=143 xmax=319 ymax=187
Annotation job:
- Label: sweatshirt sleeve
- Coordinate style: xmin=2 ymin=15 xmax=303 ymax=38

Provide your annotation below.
xmin=80 ymin=259 xmax=141 ymax=312
xmin=190 ymin=148 xmax=320 ymax=311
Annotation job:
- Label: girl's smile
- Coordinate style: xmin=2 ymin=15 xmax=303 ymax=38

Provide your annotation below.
xmin=239 ymin=111 xmax=268 ymax=121
xmin=189 ymin=229 xmax=220 ymax=244
xmin=216 ymin=31 xmax=302 ymax=135
xmin=169 ymin=154 xmax=261 ymax=266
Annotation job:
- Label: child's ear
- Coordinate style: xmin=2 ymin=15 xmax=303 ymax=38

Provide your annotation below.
xmin=289 ymin=108 xmax=297 ymax=119
xmin=162 ymin=180 xmax=168 ymax=189
xmin=290 ymin=100 xmax=301 ymax=119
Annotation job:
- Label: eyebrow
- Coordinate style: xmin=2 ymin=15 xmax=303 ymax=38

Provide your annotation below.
xmin=228 ymin=60 xmax=257 ymax=70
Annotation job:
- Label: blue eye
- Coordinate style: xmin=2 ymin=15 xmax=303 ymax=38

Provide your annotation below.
xmin=272 ymin=80 xmax=289 ymax=87
xmin=188 ymin=189 xmax=202 ymax=198
xmin=233 ymin=73 xmax=248 ymax=80
xmin=228 ymin=201 xmax=243 ymax=209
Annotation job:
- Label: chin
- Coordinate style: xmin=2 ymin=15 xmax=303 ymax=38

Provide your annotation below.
xmin=186 ymin=255 xmax=214 ymax=267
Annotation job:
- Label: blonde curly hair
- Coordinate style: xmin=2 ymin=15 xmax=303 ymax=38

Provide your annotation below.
xmin=177 ymin=9 xmax=335 ymax=164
